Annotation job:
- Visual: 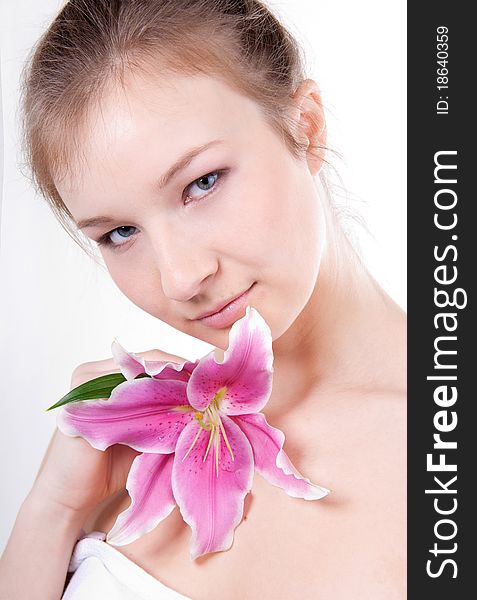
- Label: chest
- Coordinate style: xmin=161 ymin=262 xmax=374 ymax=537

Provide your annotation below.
xmin=113 ymin=464 xmax=405 ymax=600
xmin=93 ymin=395 xmax=406 ymax=599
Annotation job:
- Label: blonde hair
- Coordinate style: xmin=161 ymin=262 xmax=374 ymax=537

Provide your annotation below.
xmin=20 ymin=0 xmax=328 ymax=251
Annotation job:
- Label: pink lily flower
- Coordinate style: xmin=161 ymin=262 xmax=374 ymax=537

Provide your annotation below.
xmin=58 ymin=307 xmax=329 ymax=559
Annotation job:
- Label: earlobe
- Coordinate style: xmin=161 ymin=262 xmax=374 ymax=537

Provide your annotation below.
xmin=291 ymin=79 xmax=327 ymax=175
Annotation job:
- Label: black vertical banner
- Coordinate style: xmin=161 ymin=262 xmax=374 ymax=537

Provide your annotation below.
xmin=408 ymin=2 xmax=474 ymax=597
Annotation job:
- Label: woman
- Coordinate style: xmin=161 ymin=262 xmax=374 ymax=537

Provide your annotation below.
xmin=0 ymin=0 xmax=406 ymax=598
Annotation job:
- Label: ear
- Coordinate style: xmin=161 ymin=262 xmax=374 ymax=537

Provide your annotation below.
xmin=289 ymin=79 xmax=327 ymax=175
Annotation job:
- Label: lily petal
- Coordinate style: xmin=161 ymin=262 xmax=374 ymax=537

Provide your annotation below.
xmin=107 ymin=452 xmax=176 ymax=546
xmin=187 ymin=307 xmax=273 ymax=414
xmin=111 ymin=339 xmax=146 ymax=380
xmin=232 ymin=413 xmax=330 ymax=500
xmin=57 ymin=378 xmax=194 ymax=453
xmin=111 ymin=339 xmax=197 ymax=382
xmin=172 ymin=415 xmax=253 ymax=559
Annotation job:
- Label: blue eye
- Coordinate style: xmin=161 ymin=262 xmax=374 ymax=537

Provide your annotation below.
xmin=97 ymin=225 xmax=137 ymax=248
xmin=184 ymin=172 xmax=220 ymax=204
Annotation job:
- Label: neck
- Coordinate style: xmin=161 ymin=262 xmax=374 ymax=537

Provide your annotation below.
xmin=269 ymin=209 xmax=406 ymax=418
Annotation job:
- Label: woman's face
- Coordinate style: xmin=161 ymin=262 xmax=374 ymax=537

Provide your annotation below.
xmin=56 ymin=72 xmax=326 ymax=350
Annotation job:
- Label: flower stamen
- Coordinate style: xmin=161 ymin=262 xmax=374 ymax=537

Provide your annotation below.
xmin=218 ymin=416 xmax=234 ymax=461
xmin=194 ymin=411 xmax=211 ymax=430
xmin=203 ymin=426 xmax=215 ymax=462
xmin=214 ymin=428 xmax=220 ymax=477
xmin=182 ymin=426 xmax=203 ymax=461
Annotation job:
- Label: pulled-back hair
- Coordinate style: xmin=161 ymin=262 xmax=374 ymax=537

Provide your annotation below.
xmin=20 ymin=0 xmax=329 ymax=250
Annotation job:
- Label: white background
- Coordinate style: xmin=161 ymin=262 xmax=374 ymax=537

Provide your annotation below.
xmin=0 ymin=0 xmax=406 ymax=550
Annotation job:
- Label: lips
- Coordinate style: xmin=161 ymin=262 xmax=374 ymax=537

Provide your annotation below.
xmin=195 ymin=284 xmax=254 ymax=320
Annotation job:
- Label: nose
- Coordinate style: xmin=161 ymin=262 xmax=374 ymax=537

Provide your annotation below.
xmin=149 ymin=226 xmax=219 ymax=302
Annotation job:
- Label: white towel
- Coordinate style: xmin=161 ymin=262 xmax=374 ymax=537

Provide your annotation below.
xmin=62 ymin=531 xmax=192 ymax=600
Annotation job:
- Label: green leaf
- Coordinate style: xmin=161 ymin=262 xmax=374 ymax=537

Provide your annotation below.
xmin=45 ymin=372 xmax=150 ymax=412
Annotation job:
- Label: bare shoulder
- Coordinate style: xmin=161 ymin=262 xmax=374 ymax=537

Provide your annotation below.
xmin=353 ymin=389 xmax=407 ymax=541
xmin=370 ymin=389 xmax=406 ymax=450
xmin=355 ymin=388 xmax=407 ymax=472
xmin=367 ymin=388 xmax=406 ymax=431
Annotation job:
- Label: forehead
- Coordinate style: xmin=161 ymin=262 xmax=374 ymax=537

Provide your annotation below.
xmin=57 ymin=72 xmax=266 ymax=198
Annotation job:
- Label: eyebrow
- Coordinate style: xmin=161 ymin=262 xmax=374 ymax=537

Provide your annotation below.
xmin=76 ymin=139 xmax=225 ymax=230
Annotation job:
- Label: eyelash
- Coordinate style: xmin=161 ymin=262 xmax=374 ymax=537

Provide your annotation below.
xmin=96 ymin=169 xmax=226 ymax=250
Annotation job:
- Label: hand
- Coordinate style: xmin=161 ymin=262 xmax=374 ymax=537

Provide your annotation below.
xmin=30 ymin=349 xmax=185 ymax=521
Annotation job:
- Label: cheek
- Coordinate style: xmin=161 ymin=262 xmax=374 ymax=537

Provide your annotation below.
xmin=221 ymin=156 xmax=325 ymax=283
xmin=201 ymin=159 xmax=290 ymax=267
xmin=104 ymin=256 xmax=168 ymax=317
